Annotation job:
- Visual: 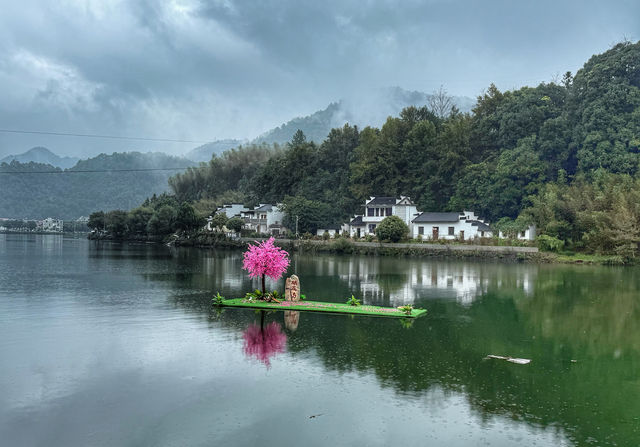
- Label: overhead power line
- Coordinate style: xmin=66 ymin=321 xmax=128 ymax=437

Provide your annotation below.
xmin=0 ymin=128 xmax=212 ymax=144
xmin=0 ymin=167 xmax=198 ymax=175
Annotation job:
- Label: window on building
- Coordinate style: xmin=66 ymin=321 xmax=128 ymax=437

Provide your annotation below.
xmin=520 ymin=231 xmax=526 ymax=238
xmin=418 ymin=226 xmax=424 ymax=235
xmin=480 ymin=231 xmax=485 ymax=237
xmin=386 ymin=208 xmax=392 ymax=216
xmin=369 ymin=224 xmax=377 ymax=233
xmin=375 ymin=208 xmax=379 ymax=217
xmin=367 ymin=207 xmax=374 ymax=217
xmin=448 ymin=226 xmax=455 ymax=236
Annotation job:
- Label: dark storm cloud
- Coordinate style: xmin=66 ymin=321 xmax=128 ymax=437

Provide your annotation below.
xmin=0 ymin=0 xmax=637 ymax=157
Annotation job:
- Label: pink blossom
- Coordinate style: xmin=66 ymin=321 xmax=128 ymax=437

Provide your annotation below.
xmin=242 ymin=237 xmax=290 ymax=288
xmin=242 ymin=322 xmax=287 ymax=368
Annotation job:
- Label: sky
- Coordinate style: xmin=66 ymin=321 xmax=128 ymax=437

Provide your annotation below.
xmin=0 ymin=0 xmax=638 ymax=158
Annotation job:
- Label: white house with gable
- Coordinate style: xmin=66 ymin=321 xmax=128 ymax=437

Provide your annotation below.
xmin=347 ymin=196 xmax=419 ymax=237
xmin=411 ymin=210 xmax=493 ymax=240
xmin=216 ymin=203 xmax=250 ymax=218
xmin=241 ymin=204 xmax=287 ymax=235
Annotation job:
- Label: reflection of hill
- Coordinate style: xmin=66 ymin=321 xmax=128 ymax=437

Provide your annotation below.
xmin=155 ymin=251 xmax=639 ymax=447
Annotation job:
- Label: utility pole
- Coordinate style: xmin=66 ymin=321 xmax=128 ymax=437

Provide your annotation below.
xmin=295 ymin=215 xmax=299 ymax=239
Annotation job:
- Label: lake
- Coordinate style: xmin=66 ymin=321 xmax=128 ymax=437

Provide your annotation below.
xmin=0 ymin=234 xmax=638 ymax=446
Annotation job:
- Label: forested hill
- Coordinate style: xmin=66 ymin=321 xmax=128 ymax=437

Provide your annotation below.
xmin=0 ymin=152 xmax=195 ymax=219
xmin=168 ymin=41 xmax=640 ymax=256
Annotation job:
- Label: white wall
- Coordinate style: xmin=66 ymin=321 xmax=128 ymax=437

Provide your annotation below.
xmin=412 ymin=219 xmax=489 ymax=240
xmin=217 ymin=204 xmax=248 ymax=217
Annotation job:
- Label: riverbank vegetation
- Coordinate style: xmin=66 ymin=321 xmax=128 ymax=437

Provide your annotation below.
xmin=91 ymin=42 xmax=640 ymax=261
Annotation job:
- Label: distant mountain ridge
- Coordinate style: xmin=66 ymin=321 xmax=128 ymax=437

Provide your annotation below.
xmin=0 ymin=146 xmax=79 ymax=169
xmin=0 ymin=151 xmax=196 ymax=219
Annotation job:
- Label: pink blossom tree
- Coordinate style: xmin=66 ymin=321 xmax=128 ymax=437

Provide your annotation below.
xmin=242 ymin=237 xmax=290 ymax=294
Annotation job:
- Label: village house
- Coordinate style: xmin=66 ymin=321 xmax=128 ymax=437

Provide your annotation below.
xmin=38 ymin=217 xmax=64 ymax=233
xmin=499 ymin=225 xmax=537 ymax=241
xmin=215 ymin=203 xmax=250 ymax=218
xmin=206 ymin=203 xmax=252 ymax=231
xmin=241 ymin=204 xmax=287 ymax=236
xmin=411 ymin=211 xmax=493 ymax=240
xmin=347 ymin=196 xmax=419 ymax=238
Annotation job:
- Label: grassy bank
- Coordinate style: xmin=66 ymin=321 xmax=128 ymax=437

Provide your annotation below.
xmin=220 ymin=298 xmax=427 ymax=318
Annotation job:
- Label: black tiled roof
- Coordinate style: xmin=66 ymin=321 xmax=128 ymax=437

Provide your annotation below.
xmin=367 ymin=197 xmax=396 ymax=205
xmin=254 ymin=204 xmax=273 ymax=212
xmin=470 ymin=220 xmax=492 ymax=231
xmin=412 ymin=212 xmax=462 ymax=223
xmin=350 ymin=215 xmax=364 ymax=225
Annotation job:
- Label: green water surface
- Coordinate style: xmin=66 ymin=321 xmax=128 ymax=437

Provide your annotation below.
xmin=0 ymin=234 xmax=638 ymax=446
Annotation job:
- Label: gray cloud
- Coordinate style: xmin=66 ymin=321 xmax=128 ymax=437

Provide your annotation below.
xmin=0 ymin=0 xmax=637 ymax=158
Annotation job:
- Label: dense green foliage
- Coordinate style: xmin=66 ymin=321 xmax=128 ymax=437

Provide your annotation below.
xmin=120 ymin=42 xmax=640 ymax=255
xmin=0 ymin=152 xmax=196 ymax=219
xmin=375 ymin=216 xmax=409 ymax=242
xmin=88 ymin=194 xmax=204 ymax=238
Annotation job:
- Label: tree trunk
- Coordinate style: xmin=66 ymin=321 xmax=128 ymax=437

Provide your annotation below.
xmin=261 ymin=274 xmax=266 ymax=295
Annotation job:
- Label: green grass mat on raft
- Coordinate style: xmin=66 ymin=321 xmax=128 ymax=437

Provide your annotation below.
xmin=221 ymin=298 xmax=427 ymax=318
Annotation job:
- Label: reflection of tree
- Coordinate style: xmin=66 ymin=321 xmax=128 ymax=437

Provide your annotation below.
xmin=517 ymin=265 xmax=640 ymax=357
xmin=242 ymin=320 xmax=287 ymax=368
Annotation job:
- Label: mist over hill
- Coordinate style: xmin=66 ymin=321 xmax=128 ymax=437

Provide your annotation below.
xmin=183 ymin=139 xmax=244 ymax=163
xmin=254 ymin=87 xmax=475 ymax=144
xmin=0 ymin=147 xmax=80 ymax=169
xmin=0 ymin=152 xmax=195 ymax=219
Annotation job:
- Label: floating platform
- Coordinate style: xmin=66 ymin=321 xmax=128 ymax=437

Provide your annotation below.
xmin=221 ymin=298 xmax=427 ymax=318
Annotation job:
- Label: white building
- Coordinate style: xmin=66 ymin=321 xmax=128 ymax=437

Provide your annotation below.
xmin=241 ymin=204 xmax=287 ymax=236
xmin=38 ymin=218 xmax=63 ymax=233
xmin=216 ymin=203 xmax=250 ymax=218
xmin=316 ymin=225 xmax=346 ymax=237
xmin=411 ymin=211 xmax=493 ymax=240
xmin=499 ymin=225 xmax=537 ymax=241
xmin=347 ymin=196 xmax=419 ymax=237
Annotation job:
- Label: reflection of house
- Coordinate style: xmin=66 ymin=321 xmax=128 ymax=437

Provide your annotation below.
xmin=412 ymin=211 xmax=493 ymax=240
xmin=337 ymin=257 xmax=535 ymax=307
xmin=241 ymin=204 xmax=287 ymax=235
xmin=347 ymin=196 xmax=419 ymax=237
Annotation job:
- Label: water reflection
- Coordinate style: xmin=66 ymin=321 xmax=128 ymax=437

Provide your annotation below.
xmin=242 ymin=316 xmax=287 ymax=368
xmin=4 ymin=237 xmax=640 ymax=446
xmin=328 ymin=256 xmax=535 ymax=306
xmin=284 ymin=311 xmax=300 ymax=331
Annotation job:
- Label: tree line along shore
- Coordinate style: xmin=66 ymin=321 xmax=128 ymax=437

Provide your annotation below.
xmin=88 ymin=42 xmax=640 ymax=265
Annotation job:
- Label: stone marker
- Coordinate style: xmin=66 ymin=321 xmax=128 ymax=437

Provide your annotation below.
xmin=285 ymin=274 xmax=301 ymax=301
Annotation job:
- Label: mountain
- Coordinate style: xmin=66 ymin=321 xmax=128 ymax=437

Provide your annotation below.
xmin=254 ymin=87 xmax=476 ymax=144
xmin=184 ymin=139 xmax=244 ymax=163
xmin=0 ymin=146 xmax=80 ymax=169
xmin=0 ymin=152 xmax=196 ymax=219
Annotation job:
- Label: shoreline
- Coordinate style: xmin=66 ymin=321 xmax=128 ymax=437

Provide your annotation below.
xmin=86 ymin=232 xmax=630 ymax=265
